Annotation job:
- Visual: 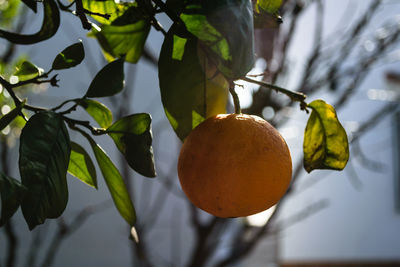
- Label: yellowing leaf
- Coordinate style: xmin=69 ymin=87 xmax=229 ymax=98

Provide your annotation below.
xmin=255 ymin=0 xmax=282 ymax=14
xmin=303 ymin=100 xmax=349 ymax=173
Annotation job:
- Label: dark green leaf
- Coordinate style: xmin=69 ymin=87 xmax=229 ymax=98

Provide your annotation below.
xmin=76 ymin=99 xmax=113 ymax=128
xmin=13 ymin=61 xmax=43 ymax=81
xmin=89 ymin=21 xmax=150 ymax=63
xmin=166 ymin=0 xmax=185 ymax=14
xmin=0 ymin=101 xmax=25 ymax=131
xmin=22 ymin=0 xmax=37 ymax=12
xmin=82 ymin=133 xmax=136 ymax=226
xmin=19 ymin=112 xmax=70 ymax=230
xmin=106 ymin=113 xmax=156 ymax=178
xmin=52 ymin=41 xmax=85 ymax=70
xmin=303 ymin=100 xmax=349 ymax=173
xmin=85 ymin=58 xmax=125 ymax=98
xmin=181 ymin=0 xmax=254 ymax=78
xmin=0 ymin=173 xmax=26 ymax=227
xmin=111 ymin=5 xmax=147 ymax=26
xmin=159 ymin=25 xmax=228 ymax=141
xmin=181 ymin=13 xmax=231 ymax=61
xmin=0 ymin=0 xmax=60 ymax=44
xmin=68 ymin=142 xmax=97 ymax=189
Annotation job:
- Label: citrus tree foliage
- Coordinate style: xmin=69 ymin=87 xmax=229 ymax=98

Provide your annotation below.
xmin=0 ymin=0 xmax=349 ymax=231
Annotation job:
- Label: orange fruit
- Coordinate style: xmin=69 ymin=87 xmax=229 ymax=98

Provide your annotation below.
xmin=178 ymin=113 xmax=292 ymax=218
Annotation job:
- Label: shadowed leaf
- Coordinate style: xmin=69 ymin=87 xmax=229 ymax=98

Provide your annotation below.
xmin=0 ymin=173 xmax=26 ymax=226
xmin=19 ymin=112 xmax=70 ymax=230
xmin=159 ymin=25 xmax=228 ymax=141
xmin=0 ymin=0 xmax=60 ymax=44
xmin=107 ymin=113 xmax=156 ymax=178
xmin=181 ymin=0 xmax=254 ymax=79
xmin=52 ymin=41 xmax=85 ymax=70
xmin=85 ymin=58 xmax=125 ymax=98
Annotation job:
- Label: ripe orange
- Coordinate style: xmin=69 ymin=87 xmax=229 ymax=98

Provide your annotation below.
xmin=178 ymin=114 xmax=292 ymax=218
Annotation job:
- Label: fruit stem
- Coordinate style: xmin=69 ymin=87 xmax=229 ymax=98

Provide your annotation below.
xmin=229 ymin=84 xmax=241 ymax=114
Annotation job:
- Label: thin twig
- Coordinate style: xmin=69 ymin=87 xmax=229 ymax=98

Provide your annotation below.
xmin=74 ymin=0 xmax=92 ymax=30
xmin=1 ymin=143 xmax=18 ymax=267
xmin=241 ymin=76 xmax=308 ymax=111
xmin=40 ymin=201 xmax=112 ymax=267
xmin=62 ymin=116 xmax=106 ymax=135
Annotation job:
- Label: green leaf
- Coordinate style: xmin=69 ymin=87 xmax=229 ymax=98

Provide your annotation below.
xmin=52 ymin=41 xmax=85 ymax=70
xmin=19 ymin=111 xmax=70 ymax=230
xmin=159 ymin=25 xmax=228 ymax=141
xmin=85 ymin=58 xmax=125 ymax=98
xmin=89 ymin=21 xmax=150 ymax=64
xmin=0 ymin=173 xmax=26 ymax=227
xmin=0 ymin=0 xmax=60 ymax=44
xmin=106 ymin=113 xmax=156 ymax=178
xmin=0 ymin=0 xmax=22 ymax=27
xmin=254 ymin=0 xmax=283 ymax=28
xmin=82 ymin=0 xmax=127 ymax=25
xmin=0 ymin=101 xmax=25 ymax=131
xmin=68 ymin=142 xmax=97 ymax=189
xmin=13 ymin=61 xmax=43 ymax=82
xmin=303 ymin=100 xmax=349 ymax=173
xmin=181 ymin=0 xmax=254 ymax=78
xmin=76 ymin=99 xmax=113 ymax=128
xmin=82 ymin=133 xmax=136 ymax=226
xmin=255 ymin=0 xmax=282 ymax=14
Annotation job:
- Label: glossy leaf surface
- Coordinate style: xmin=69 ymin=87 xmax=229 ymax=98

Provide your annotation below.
xmin=76 ymin=99 xmax=113 ymax=128
xmin=159 ymin=25 xmax=228 ymax=141
xmin=68 ymin=142 xmax=97 ymax=189
xmin=303 ymin=100 xmax=349 ymax=173
xmin=83 ymin=133 xmax=136 ymax=226
xmin=52 ymin=41 xmax=85 ymax=70
xmin=0 ymin=173 xmax=26 ymax=226
xmin=85 ymin=58 xmax=125 ymax=98
xmin=107 ymin=113 xmax=156 ymax=177
xmin=19 ymin=112 xmax=70 ymax=230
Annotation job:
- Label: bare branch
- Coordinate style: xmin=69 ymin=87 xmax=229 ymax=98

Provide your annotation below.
xmin=275 ymin=199 xmax=329 ymax=232
xmin=1 ymin=142 xmax=18 ymax=267
xmin=40 ymin=201 xmax=112 ymax=267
